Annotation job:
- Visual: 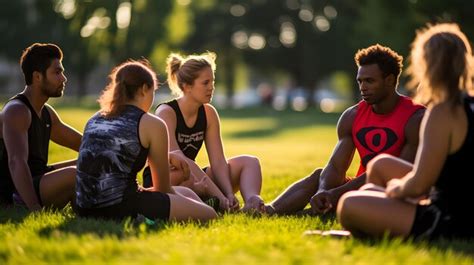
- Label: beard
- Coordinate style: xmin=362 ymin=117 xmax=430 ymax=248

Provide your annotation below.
xmin=41 ymin=79 xmax=64 ymax=98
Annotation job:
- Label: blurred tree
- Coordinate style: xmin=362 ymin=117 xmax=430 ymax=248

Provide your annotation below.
xmin=56 ymin=0 xmax=174 ymax=98
xmin=1 ymin=0 xmax=472 ymax=101
xmin=178 ymin=1 xmax=240 ymax=104
xmin=182 ymin=0 xmax=360 ymax=102
xmin=350 ymin=0 xmax=474 ymax=92
xmin=0 ymin=0 xmax=177 ymax=98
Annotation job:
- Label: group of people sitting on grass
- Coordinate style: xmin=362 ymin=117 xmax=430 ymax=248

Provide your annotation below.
xmin=1 ymin=22 xmax=473 ymax=241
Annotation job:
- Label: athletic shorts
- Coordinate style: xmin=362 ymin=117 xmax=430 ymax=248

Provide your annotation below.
xmin=7 ymin=174 xmax=44 ymax=207
xmin=32 ymin=174 xmax=43 ymax=206
xmin=74 ymin=190 xmax=171 ymax=221
xmin=409 ymin=203 xmax=473 ymax=240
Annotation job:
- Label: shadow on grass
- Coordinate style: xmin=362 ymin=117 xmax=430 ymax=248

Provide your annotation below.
xmin=291 ymin=210 xmax=474 ymax=259
xmin=38 ymin=215 xmax=172 ymax=239
xmin=0 ymin=205 xmax=29 ymax=224
xmin=38 ymin=210 xmax=216 ymax=239
xmin=350 ymin=230 xmax=474 ymax=259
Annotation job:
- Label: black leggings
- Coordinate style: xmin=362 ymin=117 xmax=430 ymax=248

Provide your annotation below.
xmin=74 ymin=190 xmax=171 ymax=221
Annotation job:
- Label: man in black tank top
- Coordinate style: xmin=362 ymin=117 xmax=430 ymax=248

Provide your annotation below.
xmin=0 ymin=43 xmax=82 ymax=211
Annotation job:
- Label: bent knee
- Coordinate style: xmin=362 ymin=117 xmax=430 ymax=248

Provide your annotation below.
xmin=59 ymin=166 xmax=77 ymax=186
xmin=337 ymin=191 xmax=360 ymax=228
xmin=203 ymin=205 xmax=218 ymax=220
xmin=59 ymin=165 xmax=76 ymax=174
xmin=367 ymin=154 xmax=393 ymax=173
xmin=240 ymin=155 xmax=260 ymax=167
xmin=307 ymin=168 xmax=322 ymax=184
xmin=366 ymin=155 xmax=391 ymax=183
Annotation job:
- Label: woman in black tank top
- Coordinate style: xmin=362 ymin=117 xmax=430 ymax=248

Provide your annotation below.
xmin=74 ymin=60 xmax=216 ymax=222
xmin=151 ymin=52 xmax=266 ymax=213
xmin=336 ymin=23 xmax=474 ymax=240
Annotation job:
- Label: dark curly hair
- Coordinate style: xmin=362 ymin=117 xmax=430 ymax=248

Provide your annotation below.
xmin=355 ymin=44 xmax=403 ymax=82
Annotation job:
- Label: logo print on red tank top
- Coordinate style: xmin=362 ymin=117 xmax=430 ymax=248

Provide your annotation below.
xmin=356 ymin=127 xmax=398 ymax=166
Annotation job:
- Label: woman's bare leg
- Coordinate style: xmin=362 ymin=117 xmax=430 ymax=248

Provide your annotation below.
xmin=337 ymin=190 xmax=416 ymax=237
xmin=366 ymin=154 xmax=413 ymax=187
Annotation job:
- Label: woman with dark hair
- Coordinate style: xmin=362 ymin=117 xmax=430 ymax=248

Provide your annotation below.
xmin=143 ymin=52 xmax=265 ymax=213
xmin=337 ymin=23 xmax=474 ymax=240
xmin=74 ymin=60 xmax=217 ymax=222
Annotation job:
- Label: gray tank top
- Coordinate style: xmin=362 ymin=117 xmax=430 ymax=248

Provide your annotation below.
xmin=75 ymin=105 xmax=148 ymax=208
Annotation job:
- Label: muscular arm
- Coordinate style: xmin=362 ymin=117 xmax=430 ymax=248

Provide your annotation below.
xmin=399 ymin=108 xmax=425 ymax=162
xmin=318 ymin=106 xmax=358 ymax=192
xmin=2 ymin=102 xmax=41 ymax=210
xmin=310 ymin=106 xmax=358 ymax=213
xmin=48 ymin=104 xmax=82 ymax=152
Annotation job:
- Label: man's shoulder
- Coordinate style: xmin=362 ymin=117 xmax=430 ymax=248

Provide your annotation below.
xmin=2 ymin=100 xmax=31 ymax=118
xmin=337 ymin=104 xmax=359 ymax=133
xmin=341 ymin=104 xmax=359 ymax=120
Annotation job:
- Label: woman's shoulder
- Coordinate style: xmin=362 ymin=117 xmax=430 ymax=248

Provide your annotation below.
xmin=426 ymin=102 xmax=464 ymax=127
xmin=203 ymin=103 xmax=219 ymax=122
xmin=429 ymin=102 xmax=456 ymax=117
xmin=156 ymin=103 xmax=177 ymax=119
xmin=203 ymin=103 xmax=218 ymax=116
xmin=140 ymin=112 xmax=167 ymax=130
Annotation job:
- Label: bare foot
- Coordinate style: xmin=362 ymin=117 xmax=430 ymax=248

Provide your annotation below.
xmin=242 ymin=195 xmax=265 ymax=214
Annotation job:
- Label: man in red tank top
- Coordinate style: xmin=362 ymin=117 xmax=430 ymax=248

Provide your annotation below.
xmin=265 ymin=44 xmax=425 ymax=215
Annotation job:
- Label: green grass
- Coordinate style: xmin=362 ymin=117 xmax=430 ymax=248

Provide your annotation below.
xmin=1 ymin=106 xmax=473 ymax=264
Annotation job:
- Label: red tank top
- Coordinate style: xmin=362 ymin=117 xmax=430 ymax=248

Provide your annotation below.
xmin=352 ymin=96 xmax=424 ymax=176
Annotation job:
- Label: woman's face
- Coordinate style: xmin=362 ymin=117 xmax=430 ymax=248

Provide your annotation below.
xmin=185 ymin=67 xmax=215 ymax=104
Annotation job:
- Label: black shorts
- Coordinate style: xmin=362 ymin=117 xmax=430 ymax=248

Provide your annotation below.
xmin=409 ymin=203 xmax=472 ymax=240
xmin=74 ymin=190 xmax=171 ymax=222
xmin=32 ymin=174 xmax=43 ymax=206
xmin=7 ymin=174 xmax=44 ymax=207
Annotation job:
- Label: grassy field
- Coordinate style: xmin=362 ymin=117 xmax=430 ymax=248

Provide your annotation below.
xmin=1 ymin=106 xmax=473 ymax=264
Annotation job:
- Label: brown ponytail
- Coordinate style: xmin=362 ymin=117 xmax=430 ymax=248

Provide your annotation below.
xmin=99 ymin=60 xmax=157 ymax=117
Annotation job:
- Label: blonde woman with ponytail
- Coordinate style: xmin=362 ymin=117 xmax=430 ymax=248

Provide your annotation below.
xmin=74 ymin=60 xmax=217 ymax=222
xmin=143 ymin=52 xmax=265 ymax=213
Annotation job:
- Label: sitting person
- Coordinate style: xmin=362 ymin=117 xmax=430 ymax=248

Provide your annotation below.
xmin=265 ymin=44 xmax=425 ymax=215
xmin=0 ymin=43 xmax=82 ymax=211
xmin=74 ymin=60 xmax=217 ymax=222
xmin=142 ymin=52 xmax=265 ymax=213
xmin=338 ymin=23 xmax=474 ymax=240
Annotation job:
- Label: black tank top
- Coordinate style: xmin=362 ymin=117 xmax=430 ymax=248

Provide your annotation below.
xmin=0 ymin=94 xmax=51 ymax=203
xmin=431 ymin=95 xmax=474 ymax=218
xmin=166 ymin=100 xmax=207 ymax=161
xmin=75 ymin=105 xmax=148 ymax=208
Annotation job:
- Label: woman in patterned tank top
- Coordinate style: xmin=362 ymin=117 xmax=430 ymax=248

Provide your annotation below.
xmin=337 ymin=23 xmax=474 ymax=240
xmin=74 ymin=60 xmax=217 ymax=222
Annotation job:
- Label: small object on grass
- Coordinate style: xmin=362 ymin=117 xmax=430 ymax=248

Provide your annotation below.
xmin=303 ymin=229 xmax=352 ymax=238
